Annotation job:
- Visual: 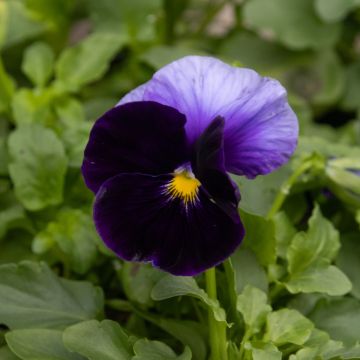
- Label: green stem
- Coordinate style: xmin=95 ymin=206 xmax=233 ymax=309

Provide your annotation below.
xmin=238 ymin=328 xmax=251 ymax=359
xmin=266 ymin=160 xmax=313 ymax=220
xmin=205 ymin=268 xmax=228 ymax=360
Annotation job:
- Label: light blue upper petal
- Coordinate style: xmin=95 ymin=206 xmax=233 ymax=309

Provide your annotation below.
xmin=119 ymin=56 xmax=298 ymax=178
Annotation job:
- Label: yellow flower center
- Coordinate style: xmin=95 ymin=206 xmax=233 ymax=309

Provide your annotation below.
xmin=167 ymin=168 xmax=201 ymax=205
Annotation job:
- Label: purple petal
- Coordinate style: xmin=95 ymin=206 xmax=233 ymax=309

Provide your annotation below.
xmin=117 ymin=82 xmax=149 ymax=105
xmin=94 ymin=173 xmax=244 ymax=275
xmin=82 ymin=101 xmax=189 ymax=193
xmin=192 ymin=116 xmax=239 ymax=221
xmin=119 ymin=56 xmax=298 ymax=178
xmin=222 ymin=79 xmax=298 ymax=177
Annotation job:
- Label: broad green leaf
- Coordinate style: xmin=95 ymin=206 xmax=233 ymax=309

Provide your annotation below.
xmin=63 ymin=320 xmax=133 ymax=360
xmin=0 ymin=261 xmax=103 ymax=329
xmin=243 ymin=0 xmax=341 ymax=49
xmin=285 ymin=205 xmax=351 ymax=295
xmin=121 ymin=263 xmax=164 ymax=306
xmin=151 ymin=275 xmax=227 ymax=323
xmin=0 ymin=346 xmax=20 ymax=360
xmin=0 ymin=1 xmax=47 ymax=49
xmin=231 ymin=248 xmax=268 ymax=294
xmin=337 ymin=233 xmax=360 ymax=299
xmin=288 ymin=205 xmax=340 ymax=274
xmin=315 ymin=0 xmax=360 ymax=22
xmin=33 ymin=209 xmax=98 ymax=274
xmin=22 ymin=42 xmax=54 ymax=87
xmin=286 ymin=265 xmax=352 ymax=296
xmin=132 ymin=339 xmax=191 ymax=360
xmin=265 ymin=309 xmax=314 ymax=346
xmin=236 ymin=286 xmax=271 ymax=335
xmin=0 ymin=58 xmax=15 ymax=114
xmin=11 ymin=88 xmax=55 ymax=126
xmin=8 ymin=124 xmax=67 ymax=210
xmin=244 ymin=342 xmax=282 ymax=360
xmin=240 ymin=210 xmax=276 ymax=266
xmin=288 ymin=293 xmax=325 ymax=317
xmin=6 ymin=329 xmax=85 ymax=360
xmin=135 ymin=309 xmax=206 ymax=360
xmin=55 ymin=33 xmax=125 ymax=91
xmin=273 ymin=212 xmax=296 ymax=260
xmin=55 ymin=97 xmax=85 ymax=128
xmin=310 ymin=298 xmax=360 ymax=346
xmin=323 ymin=343 xmax=360 ymax=359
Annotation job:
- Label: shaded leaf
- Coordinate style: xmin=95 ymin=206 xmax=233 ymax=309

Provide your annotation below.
xmin=0 ymin=261 xmax=103 ymax=329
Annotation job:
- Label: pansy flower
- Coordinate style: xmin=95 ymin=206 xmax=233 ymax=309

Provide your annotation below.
xmin=82 ymin=56 xmax=298 ymax=275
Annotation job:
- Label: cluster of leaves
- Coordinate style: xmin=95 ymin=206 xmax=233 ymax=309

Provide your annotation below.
xmin=0 ymin=0 xmax=360 ymax=359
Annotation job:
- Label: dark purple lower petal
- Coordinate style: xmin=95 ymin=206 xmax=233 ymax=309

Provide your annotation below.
xmin=94 ymin=173 xmax=244 ymax=275
xmin=82 ymin=101 xmax=189 ymax=193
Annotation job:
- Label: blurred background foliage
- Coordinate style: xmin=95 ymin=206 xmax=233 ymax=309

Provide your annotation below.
xmin=1 ymin=0 xmax=360 ymax=358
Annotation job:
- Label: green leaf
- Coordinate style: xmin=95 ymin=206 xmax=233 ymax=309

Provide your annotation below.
xmin=265 ymin=309 xmax=314 ymax=346
xmin=151 ymin=275 xmax=227 ymax=324
xmin=55 ymin=33 xmax=125 ymax=92
xmin=236 ymin=286 xmax=271 ymax=335
xmin=231 ymin=248 xmax=268 ymax=294
xmin=243 ymin=0 xmax=341 ymax=49
xmin=273 ymin=212 xmax=296 ymax=260
xmin=288 ymin=205 xmax=340 ymax=273
xmin=132 ymin=339 xmax=191 ymax=360
xmin=286 ymin=265 xmax=352 ymax=296
xmin=121 ymin=263 xmax=164 ymax=306
xmin=134 ymin=309 xmax=206 ymax=360
xmin=0 ymin=58 xmax=15 ymax=114
xmin=6 ymin=329 xmax=85 ymax=360
xmin=86 ymin=0 xmax=161 ymax=40
xmin=315 ymin=0 xmax=360 ymax=22
xmin=337 ymin=234 xmax=360 ymax=299
xmin=8 ymin=124 xmax=67 ymax=211
xmin=0 ymin=1 xmax=47 ymax=49
xmin=285 ymin=205 xmax=351 ymax=295
xmin=11 ymin=88 xmax=55 ymax=126
xmin=0 ymin=261 xmax=103 ymax=329
xmin=235 ymin=165 xmax=290 ymax=217
xmin=0 ymin=346 xmax=20 ymax=360
xmin=322 ymin=343 xmax=360 ymax=360
xmin=63 ymin=320 xmax=133 ymax=360
xmin=244 ymin=342 xmax=282 ymax=360
xmin=33 ymin=209 xmax=98 ymax=274
xmin=22 ymin=42 xmax=54 ymax=87
xmin=240 ymin=210 xmax=276 ymax=266
xmin=310 ymin=298 xmax=360 ymax=346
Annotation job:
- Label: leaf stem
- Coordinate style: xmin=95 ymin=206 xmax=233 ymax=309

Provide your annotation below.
xmin=205 ymin=267 xmax=228 ymax=360
xmin=266 ymin=160 xmax=313 ymax=220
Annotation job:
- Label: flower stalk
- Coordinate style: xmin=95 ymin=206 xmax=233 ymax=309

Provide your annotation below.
xmin=205 ymin=267 xmax=228 ymax=360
